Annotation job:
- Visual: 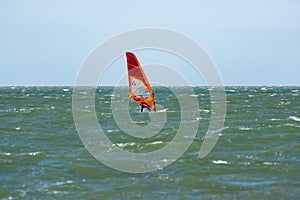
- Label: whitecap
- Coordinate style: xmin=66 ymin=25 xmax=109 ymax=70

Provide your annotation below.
xmin=261 ymin=87 xmax=267 ymax=91
xmin=199 ymin=109 xmax=210 ymax=113
xmin=52 ymin=191 xmax=67 ymax=194
xmin=263 ymin=162 xmax=279 ymax=166
xmin=212 ymin=160 xmax=229 ymax=165
xmin=279 ymin=101 xmax=291 ymax=106
xmin=240 ymin=162 xmax=251 ymax=166
xmin=289 ymin=116 xmax=300 ymax=122
xmin=270 ymin=118 xmax=280 ymax=121
xmin=154 ymin=159 xmax=177 ymax=167
xmin=207 ymin=127 xmax=228 ymax=135
xmin=63 ymin=88 xmax=69 ymax=92
xmin=159 ymin=159 xmax=177 ymax=163
xmin=55 ymin=180 xmax=73 ymax=186
xmin=28 ymin=152 xmax=43 ymax=156
xmin=131 ymin=120 xmax=148 ymax=124
xmin=226 ymin=89 xmax=236 ymax=93
xmin=239 ymin=127 xmax=252 ymax=131
xmin=150 ymin=141 xmax=163 ymax=145
xmin=116 ymin=142 xmax=135 ymax=148
xmin=277 ymin=123 xmax=300 ymax=128
xmin=55 ymin=181 xmax=65 ymax=186
xmin=104 ymin=94 xmax=115 ymax=97
xmin=20 ymin=151 xmax=44 ymax=156
xmin=263 ymin=162 xmax=272 ymax=165
xmin=19 ymin=108 xmax=33 ymax=113
xmin=1 ymin=152 xmax=11 ymax=156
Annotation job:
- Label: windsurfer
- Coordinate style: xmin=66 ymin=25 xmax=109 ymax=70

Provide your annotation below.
xmin=126 ymin=52 xmax=156 ymax=113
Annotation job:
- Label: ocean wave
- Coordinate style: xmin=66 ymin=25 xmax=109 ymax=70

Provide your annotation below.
xmin=289 ymin=116 xmax=300 ymax=122
xmin=157 ymin=158 xmax=177 ymax=163
xmin=238 ymin=127 xmax=253 ymax=131
xmin=18 ymin=151 xmax=45 ymax=156
xmin=115 ymin=142 xmax=136 ymax=148
xmin=263 ymin=161 xmax=279 ymax=166
xmin=207 ymin=127 xmax=228 ymax=135
xmin=5 ymin=108 xmax=34 ymax=113
xmin=270 ymin=118 xmax=281 ymax=121
xmin=199 ymin=109 xmax=210 ymax=113
xmin=226 ymin=89 xmax=237 ymax=93
xmin=261 ymin=87 xmax=268 ymax=91
xmin=212 ymin=160 xmax=229 ymax=165
xmin=277 ymin=123 xmax=300 ymax=128
xmin=55 ymin=180 xmax=74 ymax=186
xmin=0 ymin=152 xmax=12 ymax=156
xmin=149 ymin=141 xmax=163 ymax=145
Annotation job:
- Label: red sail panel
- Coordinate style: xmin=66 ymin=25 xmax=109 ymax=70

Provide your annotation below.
xmin=126 ymin=52 xmax=155 ymax=110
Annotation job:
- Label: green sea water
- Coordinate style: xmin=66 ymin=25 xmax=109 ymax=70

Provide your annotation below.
xmin=0 ymin=86 xmax=299 ymax=199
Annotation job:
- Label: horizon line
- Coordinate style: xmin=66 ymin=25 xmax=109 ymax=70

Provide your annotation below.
xmin=0 ymin=85 xmax=299 ymax=87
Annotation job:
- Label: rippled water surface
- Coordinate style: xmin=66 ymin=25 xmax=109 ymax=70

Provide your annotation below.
xmin=0 ymin=86 xmax=299 ymax=199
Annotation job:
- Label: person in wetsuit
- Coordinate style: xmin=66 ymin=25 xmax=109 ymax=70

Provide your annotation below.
xmin=140 ymin=104 xmax=150 ymax=112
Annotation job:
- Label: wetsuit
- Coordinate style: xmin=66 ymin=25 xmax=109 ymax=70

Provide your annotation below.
xmin=140 ymin=105 xmax=150 ymax=112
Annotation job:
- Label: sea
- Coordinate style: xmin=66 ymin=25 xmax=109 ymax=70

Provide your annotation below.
xmin=0 ymin=86 xmax=299 ymax=199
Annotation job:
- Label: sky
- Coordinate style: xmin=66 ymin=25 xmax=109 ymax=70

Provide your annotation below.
xmin=1 ymin=0 xmax=300 ymax=86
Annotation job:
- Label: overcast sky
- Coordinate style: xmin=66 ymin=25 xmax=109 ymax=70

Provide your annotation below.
xmin=1 ymin=0 xmax=299 ymax=86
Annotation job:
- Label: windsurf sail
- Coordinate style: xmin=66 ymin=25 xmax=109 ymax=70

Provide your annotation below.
xmin=126 ymin=52 xmax=156 ymax=111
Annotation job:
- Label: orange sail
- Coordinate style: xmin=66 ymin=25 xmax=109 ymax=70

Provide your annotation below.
xmin=126 ymin=52 xmax=155 ymax=111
